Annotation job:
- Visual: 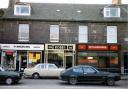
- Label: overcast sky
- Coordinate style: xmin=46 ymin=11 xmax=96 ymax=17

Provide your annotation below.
xmin=0 ymin=0 xmax=128 ymax=8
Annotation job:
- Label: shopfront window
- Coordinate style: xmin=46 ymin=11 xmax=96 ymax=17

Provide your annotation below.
xmin=2 ymin=51 xmax=16 ymax=70
xmin=78 ymin=52 xmax=119 ymax=69
xmin=47 ymin=50 xmax=64 ymax=67
xmin=28 ymin=52 xmax=41 ymax=68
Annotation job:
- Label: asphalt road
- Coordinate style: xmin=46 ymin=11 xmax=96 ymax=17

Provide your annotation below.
xmin=0 ymin=78 xmax=128 ymax=89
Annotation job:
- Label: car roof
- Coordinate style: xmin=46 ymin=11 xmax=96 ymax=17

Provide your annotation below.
xmin=75 ymin=65 xmax=93 ymax=68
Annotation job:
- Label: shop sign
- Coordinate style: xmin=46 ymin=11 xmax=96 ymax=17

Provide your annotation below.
xmin=88 ymin=45 xmax=109 ymax=50
xmin=77 ymin=44 xmax=118 ymax=51
xmin=110 ymin=45 xmax=118 ymax=51
xmin=46 ymin=44 xmax=75 ymax=50
xmin=0 ymin=44 xmax=44 ymax=50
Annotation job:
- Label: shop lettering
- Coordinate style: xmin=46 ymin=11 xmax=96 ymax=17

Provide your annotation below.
xmin=88 ymin=45 xmax=108 ymax=50
xmin=14 ymin=46 xmax=30 ymax=48
xmin=48 ymin=45 xmax=73 ymax=50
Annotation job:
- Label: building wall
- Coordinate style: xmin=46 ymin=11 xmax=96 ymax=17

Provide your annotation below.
xmin=0 ymin=20 xmax=128 ymax=72
xmin=0 ymin=20 xmax=128 ymax=45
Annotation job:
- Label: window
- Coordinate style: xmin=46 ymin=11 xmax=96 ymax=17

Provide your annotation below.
xmin=107 ymin=26 xmax=117 ymax=43
xmin=104 ymin=8 xmax=120 ymax=17
xmin=50 ymin=25 xmax=59 ymax=42
xmin=79 ymin=26 xmax=88 ymax=43
xmin=73 ymin=67 xmax=83 ymax=73
xmin=83 ymin=67 xmax=96 ymax=73
xmin=40 ymin=64 xmax=45 ymax=69
xmin=48 ymin=64 xmax=57 ymax=69
xmin=18 ymin=24 xmax=29 ymax=42
xmin=14 ymin=5 xmax=31 ymax=16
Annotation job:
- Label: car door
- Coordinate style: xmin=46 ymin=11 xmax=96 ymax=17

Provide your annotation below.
xmin=47 ymin=64 xmax=59 ymax=77
xmin=36 ymin=64 xmax=47 ymax=77
xmin=82 ymin=67 xmax=103 ymax=83
xmin=72 ymin=67 xmax=84 ymax=82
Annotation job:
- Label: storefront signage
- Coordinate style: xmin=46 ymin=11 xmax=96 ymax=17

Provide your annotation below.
xmin=0 ymin=44 xmax=44 ymax=50
xmin=88 ymin=45 xmax=108 ymax=50
xmin=77 ymin=44 xmax=118 ymax=51
xmin=46 ymin=44 xmax=75 ymax=50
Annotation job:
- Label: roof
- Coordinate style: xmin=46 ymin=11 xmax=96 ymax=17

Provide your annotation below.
xmin=1 ymin=3 xmax=128 ymax=22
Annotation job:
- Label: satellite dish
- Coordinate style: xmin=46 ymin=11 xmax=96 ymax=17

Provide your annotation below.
xmin=0 ymin=9 xmax=4 ymax=17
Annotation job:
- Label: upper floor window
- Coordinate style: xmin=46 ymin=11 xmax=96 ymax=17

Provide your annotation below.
xmin=107 ymin=26 xmax=117 ymax=43
xmin=78 ymin=26 xmax=88 ymax=43
xmin=14 ymin=5 xmax=31 ymax=16
xmin=18 ymin=24 xmax=29 ymax=42
xmin=50 ymin=25 xmax=59 ymax=42
xmin=104 ymin=8 xmax=120 ymax=17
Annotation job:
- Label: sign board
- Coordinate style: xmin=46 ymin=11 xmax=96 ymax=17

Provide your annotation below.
xmin=45 ymin=44 xmax=75 ymax=50
xmin=0 ymin=44 xmax=44 ymax=50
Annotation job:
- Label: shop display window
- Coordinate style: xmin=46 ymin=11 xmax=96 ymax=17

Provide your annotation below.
xmin=47 ymin=50 xmax=64 ymax=67
xmin=3 ymin=55 xmax=15 ymax=70
xmin=28 ymin=52 xmax=41 ymax=68
xmin=78 ymin=52 xmax=119 ymax=69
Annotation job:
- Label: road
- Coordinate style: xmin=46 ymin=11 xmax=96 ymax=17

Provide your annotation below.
xmin=0 ymin=78 xmax=128 ymax=89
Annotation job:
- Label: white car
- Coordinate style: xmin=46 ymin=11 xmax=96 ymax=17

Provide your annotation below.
xmin=24 ymin=63 xmax=65 ymax=79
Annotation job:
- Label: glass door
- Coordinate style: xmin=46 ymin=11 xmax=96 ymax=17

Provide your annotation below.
xmin=124 ymin=52 xmax=128 ymax=74
xmin=65 ymin=56 xmax=73 ymax=69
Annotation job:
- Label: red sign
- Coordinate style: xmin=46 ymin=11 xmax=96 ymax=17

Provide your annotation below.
xmin=78 ymin=45 xmax=86 ymax=50
xmin=77 ymin=44 xmax=119 ymax=51
xmin=110 ymin=45 xmax=118 ymax=51
xmin=88 ymin=45 xmax=109 ymax=50
xmin=5 ymin=51 xmax=14 ymax=55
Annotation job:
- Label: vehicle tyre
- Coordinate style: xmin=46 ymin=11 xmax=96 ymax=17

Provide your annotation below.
xmin=32 ymin=73 xmax=40 ymax=79
xmin=68 ymin=77 xmax=77 ymax=85
xmin=106 ymin=78 xmax=115 ymax=86
xmin=5 ymin=77 xmax=13 ymax=85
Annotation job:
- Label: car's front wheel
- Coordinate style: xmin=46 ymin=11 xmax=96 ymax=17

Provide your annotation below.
xmin=106 ymin=78 xmax=115 ymax=86
xmin=5 ymin=77 xmax=13 ymax=85
xmin=32 ymin=73 xmax=40 ymax=79
xmin=68 ymin=77 xmax=77 ymax=85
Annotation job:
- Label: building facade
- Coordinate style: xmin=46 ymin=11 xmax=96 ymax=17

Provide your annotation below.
xmin=0 ymin=0 xmax=128 ymax=73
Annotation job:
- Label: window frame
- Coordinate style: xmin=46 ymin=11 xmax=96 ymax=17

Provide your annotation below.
xmin=107 ymin=26 xmax=117 ymax=43
xmin=18 ymin=24 xmax=29 ymax=42
xmin=78 ymin=26 xmax=88 ymax=43
xmin=50 ymin=25 xmax=59 ymax=42
xmin=14 ymin=5 xmax=31 ymax=16
xmin=104 ymin=7 xmax=120 ymax=17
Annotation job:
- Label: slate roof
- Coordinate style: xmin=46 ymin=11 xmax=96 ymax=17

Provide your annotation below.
xmin=1 ymin=3 xmax=128 ymax=22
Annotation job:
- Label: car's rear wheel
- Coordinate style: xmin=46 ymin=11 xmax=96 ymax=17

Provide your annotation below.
xmin=68 ymin=77 xmax=77 ymax=85
xmin=32 ymin=73 xmax=40 ymax=79
xmin=106 ymin=78 xmax=115 ymax=86
xmin=5 ymin=77 xmax=13 ymax=85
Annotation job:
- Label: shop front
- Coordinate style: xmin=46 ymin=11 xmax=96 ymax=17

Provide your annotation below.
xmin=76 ymin=44 xmax=120 ymax=73
xmin=45 ymin=44 xmax=76 ymax=68
xmin=123 ymin=52 xmax=128 ymax=74
xmin=0 ymin=44 xmax=44 ymax=71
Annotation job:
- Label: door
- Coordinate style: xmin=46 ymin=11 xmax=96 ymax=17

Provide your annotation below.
xmin=82 ymin=67 xmax=103 ymax=83
xmin=66 ymin=56 xmax=73 ymax=69
xmin=20 ymin=55 xmax=27 ymax=71
xmin=124 ymin=52 xmax=128 ymax=73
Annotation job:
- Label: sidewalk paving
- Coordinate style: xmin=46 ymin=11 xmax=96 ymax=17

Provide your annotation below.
xmin=121 ymin=74 xmax=128 ymax=80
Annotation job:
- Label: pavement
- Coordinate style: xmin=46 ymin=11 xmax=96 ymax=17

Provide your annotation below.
xmin=121 ymin=74 xmax=128 ymax=80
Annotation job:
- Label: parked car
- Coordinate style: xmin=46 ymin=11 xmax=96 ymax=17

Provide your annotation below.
xmin=24 ymin=63 xmax=65 ymax=79
xmin=0 ymin=67 xmax=23 ymax=85
xmin=59 ymin=65 xmax=121 ymax=86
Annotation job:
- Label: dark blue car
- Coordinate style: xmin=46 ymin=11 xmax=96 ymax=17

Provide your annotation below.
xmin=60 ymin=65 xmax=121 ymax=86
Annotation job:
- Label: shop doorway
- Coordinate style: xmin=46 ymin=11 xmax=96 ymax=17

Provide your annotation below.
xmin=124 ymin=52 xmax=128 ymax=74
xmin=65 ymin=56 xmax=73 ymax=69
xmin=19 ymin=55 xmax=27 ymax=71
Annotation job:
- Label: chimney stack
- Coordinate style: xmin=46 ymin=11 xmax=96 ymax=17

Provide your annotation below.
xmin=112 ymin=0 xmax=121 ymax=5
xmin=9 ymin=0 xmax=20 ymax=7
